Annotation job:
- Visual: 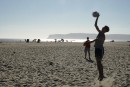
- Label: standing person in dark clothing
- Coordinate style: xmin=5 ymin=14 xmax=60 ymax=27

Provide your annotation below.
xmin=83 ymin=37 xmax=96 ymax=61
xmin=93 ymin=12 xmax=110 ymax=81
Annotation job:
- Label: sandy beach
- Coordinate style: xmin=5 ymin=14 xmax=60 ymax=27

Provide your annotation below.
xmin=0 ymin=42 xmax=130 ymax=87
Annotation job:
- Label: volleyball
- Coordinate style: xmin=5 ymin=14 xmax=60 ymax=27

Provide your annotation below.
xmin=92 ymin=11 xmax=100 ymax=17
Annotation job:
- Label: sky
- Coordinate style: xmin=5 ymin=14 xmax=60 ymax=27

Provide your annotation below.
xmin=0 ymin=0 xmax=130 ymax=39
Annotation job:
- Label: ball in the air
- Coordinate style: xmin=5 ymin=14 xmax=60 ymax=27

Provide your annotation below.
xmin=92 ymin=11 xmax=99 ymax=17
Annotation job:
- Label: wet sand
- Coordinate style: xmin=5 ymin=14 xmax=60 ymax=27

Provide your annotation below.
xmin=0 ymin=42 xmax=130 ymax=87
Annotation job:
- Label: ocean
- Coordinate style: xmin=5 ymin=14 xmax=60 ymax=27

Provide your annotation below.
xmin=0 ymin=38 xmax=128 ymax=43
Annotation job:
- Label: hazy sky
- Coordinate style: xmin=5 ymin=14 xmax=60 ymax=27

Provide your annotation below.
xmin=0 ymin=0 xmax=130 ymax=39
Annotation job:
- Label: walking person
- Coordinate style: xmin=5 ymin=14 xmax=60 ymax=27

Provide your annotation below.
xmin=93 ymin=12 xmax=110 ymax=81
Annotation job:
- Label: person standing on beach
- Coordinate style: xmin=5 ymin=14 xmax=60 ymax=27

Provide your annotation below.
xmin=83 ymin=37 xmax=95 ymax=61
xmin=94 ymin=12 xmax=109 ymax=81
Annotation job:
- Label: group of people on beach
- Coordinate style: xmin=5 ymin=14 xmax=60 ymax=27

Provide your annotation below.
xmin=25 ymin=39 xmax=41 ymax=43
xmin=83 ymin=13 xmax=109 ymax=81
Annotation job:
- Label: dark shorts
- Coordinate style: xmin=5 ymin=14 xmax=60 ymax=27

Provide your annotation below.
xmin=95 ymin=47 xmax=104 ymax=59
xmin=84 ymin=48 xmax=90 ymax=53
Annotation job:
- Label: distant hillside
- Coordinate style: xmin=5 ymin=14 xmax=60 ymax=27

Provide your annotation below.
xmin=47 ymin=33 xmax=130 ymax=41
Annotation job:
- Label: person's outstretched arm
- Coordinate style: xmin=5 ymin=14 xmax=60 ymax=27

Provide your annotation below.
xmin=95 ymin=16 xmax=100 ymax=32
xmin=90 ymin=39 xmax=97 ymax=43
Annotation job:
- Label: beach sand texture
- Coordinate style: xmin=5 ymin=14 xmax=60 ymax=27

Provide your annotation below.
xmin=0 ymin=42 xmax=130 ymax=87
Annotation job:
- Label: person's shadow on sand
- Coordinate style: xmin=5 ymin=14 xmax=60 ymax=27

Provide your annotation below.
xmin=86 ymin=59 xmax=94 ymax=63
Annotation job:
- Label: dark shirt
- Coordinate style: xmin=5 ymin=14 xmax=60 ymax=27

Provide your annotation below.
xmin=84 ymin=40 xmax=91 ymax=48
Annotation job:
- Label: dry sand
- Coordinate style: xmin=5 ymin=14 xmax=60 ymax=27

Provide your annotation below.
xmin=0 ymin=42 xmax=130 ymax=87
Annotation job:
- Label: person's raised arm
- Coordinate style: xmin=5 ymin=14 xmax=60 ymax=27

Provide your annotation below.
xmin=95 ymin=16 xmax=100 ymax=32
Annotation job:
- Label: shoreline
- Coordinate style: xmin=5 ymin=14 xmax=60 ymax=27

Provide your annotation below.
xmin=0 ymin=38 xmax=130 ymax=43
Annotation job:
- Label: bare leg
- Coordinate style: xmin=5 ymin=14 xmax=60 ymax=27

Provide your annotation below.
xmin=88 ymin=50 xmax=91 ymax=60
xmin=96 ymin=57 xmax=104 ymax=81
xmin=84 ymin=51 xmax=87 ymax=59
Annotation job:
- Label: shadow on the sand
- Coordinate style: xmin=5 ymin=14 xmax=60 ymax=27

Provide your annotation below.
xmin=86 ymin=59 xmax=94 ymax=63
